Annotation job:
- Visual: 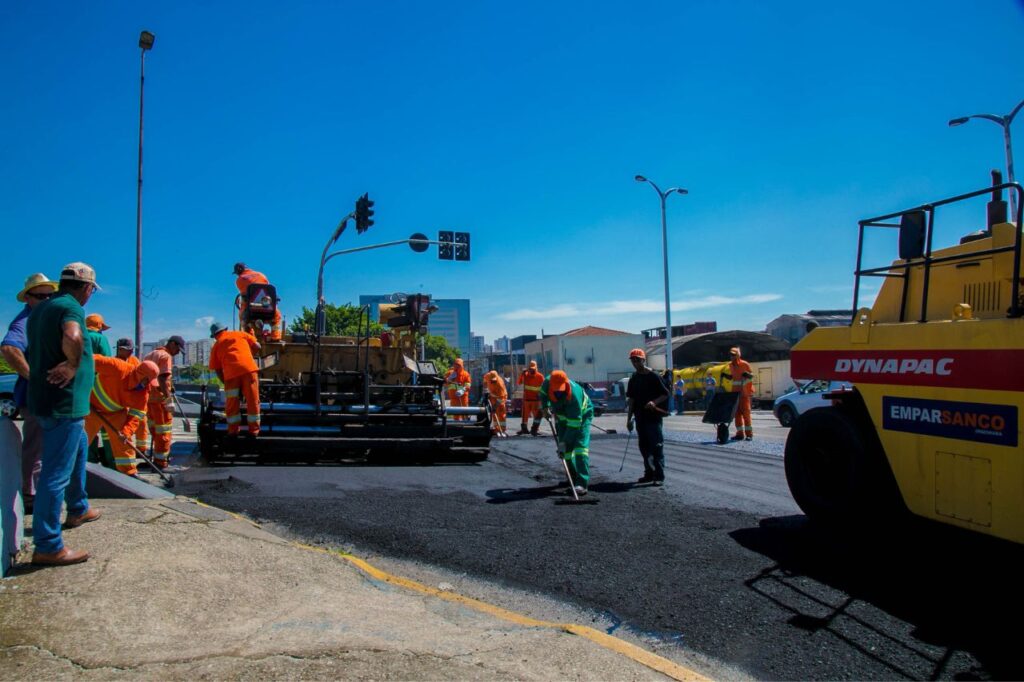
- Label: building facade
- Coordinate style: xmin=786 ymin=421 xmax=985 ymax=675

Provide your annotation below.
xmin=523 ymin=326 xmax=643 ymax=387
xmin=765 ymin=310 xmax=853 ymax=346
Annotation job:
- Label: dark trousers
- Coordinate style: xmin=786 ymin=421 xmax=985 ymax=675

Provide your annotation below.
xmin=636 ymin=418 xmax=664 ymax=481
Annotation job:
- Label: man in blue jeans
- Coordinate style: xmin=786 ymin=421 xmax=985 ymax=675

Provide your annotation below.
xmin=27 ymin=262 xmax=100 ymax=566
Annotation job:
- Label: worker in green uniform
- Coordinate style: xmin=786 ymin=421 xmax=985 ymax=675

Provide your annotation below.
xmin=540 ymin=370 xmax=593 ymax=496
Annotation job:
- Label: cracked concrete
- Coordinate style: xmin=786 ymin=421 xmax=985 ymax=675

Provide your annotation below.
xmin=0 ymin=499 xmax=675 ymax=680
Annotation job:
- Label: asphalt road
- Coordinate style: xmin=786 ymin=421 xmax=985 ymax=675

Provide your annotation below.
xmin=178 ymin=430 xmax=1023 ymax=680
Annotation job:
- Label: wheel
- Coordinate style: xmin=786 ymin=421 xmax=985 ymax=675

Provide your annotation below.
xmin=784 ymin=407 xmax=899 ymax=524
xmin=0 ymin=393 xmax=18 ymax=419
xmin=776 ymin=403 xmax=796 ymax=427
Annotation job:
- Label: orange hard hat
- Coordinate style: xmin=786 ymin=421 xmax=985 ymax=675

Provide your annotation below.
xmin=485 ymin=370 xmax=498 ymax=381
xmin=86 ymin=313 xmax=111 ymax=331
xmin=528 ymin=360 xmax=538 ymax=369
xmin=547 ymin=370 xmax=569 ymax=400
xmin=454 ymin=358 xmax=464 ymax=367
xmin=135 ymin=360 xmax=160 ymax=383
xmin=629 ymin=348 xmax=646 ymax=360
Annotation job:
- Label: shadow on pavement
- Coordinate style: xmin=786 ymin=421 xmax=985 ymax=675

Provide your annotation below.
xmin=731 ymin=514 xmax=1024 ymax=680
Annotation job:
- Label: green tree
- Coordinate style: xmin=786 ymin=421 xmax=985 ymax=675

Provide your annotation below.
xmin=289 ymin=303 xmax=385 ymax=337
xmin=0 ymin=355 xmax=13 ymax=374
xmin=422 ymin=334 xmax=460 ymax=371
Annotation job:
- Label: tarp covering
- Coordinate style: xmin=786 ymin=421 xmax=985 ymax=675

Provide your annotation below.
xmin=645 ymin=330 xmax=791 ymax=367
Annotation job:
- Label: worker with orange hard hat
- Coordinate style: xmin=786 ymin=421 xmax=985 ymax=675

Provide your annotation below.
xmin=209 ymin=322 xmax=262 ymax=437
xmin=137 ymin=335 xmax=186 ymax=469
xmin=84 ymin=313 xmax=112 ymax=357
xmin=234 ymin=263 xmax=283 ymax=342
xmin=724 ymin=346 xmax=755 ymax=440
xmin=626 ymin=347 xmax=671 ymax=485
xmin=86 ymin=357 xmax=160 ymax=476
xmin=540 ymin=370 xmax=594 ymax=496
xmin=444 ymin=358 xmax=471 ymax=421
xmin=484 ymin=371 xmax=508 ymax=437
xmin=517 ymin=360 xmax=544 ymax=436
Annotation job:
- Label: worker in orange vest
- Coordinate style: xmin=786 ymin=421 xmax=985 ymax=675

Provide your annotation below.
xmin=724 ymin=346 xmax=755 ymax=440
xmin=445 ymin=358 xmax=471 ymax=421
xmin=517 ymin=360 xmax=544 ymax=435
xmin=484 ymin=371 xmax=508 ymax=437
xmin=86 ymin=357 xmax=160 ymax=476
xmin=233 ymin=262 xmax=283 ymax=342
xmin=209 ymin=322 xmax=262 ymax=436
xmin=138 ymin=334 xmax=186 ymax=469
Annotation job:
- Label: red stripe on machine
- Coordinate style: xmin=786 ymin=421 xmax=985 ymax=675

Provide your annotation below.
xmin=791 ymin=349 xmax=1024 ymax=391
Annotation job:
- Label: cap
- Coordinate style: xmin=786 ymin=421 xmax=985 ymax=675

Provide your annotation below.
xmin=547 ymin=370 xmax=569 ymax=400
xmin=116 ymin=337 xmax=134 ymax=351
xmin=233 ymin=262 xmax=247 ymax=275
xmin=528 ymin=360 xmax=537 ymax=369
xmin=167 ymin=334 xmax=187 ymax=349
xmin=453 ymin=358 xmax=464 ymax=367
xmin=729 ymin=347 xmax=741 ymax=357
xmin=59 ymin=262 xmax=99 ymax=288
xmin=486 ymin=371 xmax=499 ymax=382
xmin=210 ymin=322 xmax=228 ymax=338
xmin=16 ymin=273 xmax=58 ymax=303
xmin=136 ymin=360 xmax=160 ymax=383
xmin=629 ymin=348 xmax=646 ymax=360
xmin=85 ymin=313 xmax=110 ymax=331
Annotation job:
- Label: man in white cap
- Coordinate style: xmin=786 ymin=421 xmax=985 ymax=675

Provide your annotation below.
xmin=26 ymin=262 xmax=100 ymax=566
xmin=1 ymin=273 xmax=59 ymax=512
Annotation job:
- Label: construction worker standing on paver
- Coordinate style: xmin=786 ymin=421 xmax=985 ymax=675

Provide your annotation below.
xmin=233 ymin=263 xmax=283 ymax=342
xmin=138 ymin=334 xmax=186 ymax=468
xmin=540 ymin=370 xmax=593 ymax=496
xmin=84 ymin=314 xmax=112 ymax=357
xmin=484 ymin=371 xmax=508 ymax=437
xmin=724 ymin=346 xmax=754 ymax=440
xmin=445 ymin=358 xmax=471 ymax=421
xmin=517 ymin=360 xmax=544 ymax=435
xmin=86 ymin=357 xmax=159 ymax=476
xmin=209 ymin=322 xmax=262 ymax=437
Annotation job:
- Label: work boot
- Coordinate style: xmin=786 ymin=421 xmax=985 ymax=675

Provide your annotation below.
xmin=636 ymin=474 xmax=654 ymax=484
xmin=517 ymin=424 xmax=529 ymax=435
xmin=573 ymin=485 xmax=588 ymax=497
xmin=31 ymin=547 xmax=90 ymax=566
xmin=63 ymin=507 xmax=101 ymax=529
xmin=530 ymin=423 xmax=540 ymax=436
xmin=745 ymin=434 xmax=754 ymax=441
xmin=731 ymin=433 xmax=745 ymax=441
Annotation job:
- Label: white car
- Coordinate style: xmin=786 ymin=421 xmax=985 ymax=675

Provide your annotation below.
xmin=0 ymin=373 xmax=19 ymax=419
xmin=772 ymin=379 xmax=852 ymax=427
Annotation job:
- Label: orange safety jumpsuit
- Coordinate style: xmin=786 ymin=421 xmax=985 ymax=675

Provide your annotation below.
xmin=484 ymin=372 xmax=508 ymax=436
xmin=210 ymin=330 xmax=262 ymax=435
xmin=138 ymin=346 xmax=175 ymax=468
xmin=517 ymin=364 xmax=545 ymax=433
xmin=445 ymin=359 xmax=472 ymax=421
xmin=86 ymin=357 xmax=152 ymax=476
xmin=726 ymin=352 xmax=755 ymax=440
xmin=235 ymin=268 xmax=283 ymax=341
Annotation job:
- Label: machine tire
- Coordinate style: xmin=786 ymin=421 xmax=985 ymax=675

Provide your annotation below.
xmin=784 ymin=407 xmax=894 ymax=524
xmin=776 ymin=403 xmax=796 ymax=428
xmin=0 ymin=393 xmax=19 ymax=420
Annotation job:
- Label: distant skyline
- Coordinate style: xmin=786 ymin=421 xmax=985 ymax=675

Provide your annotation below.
xmin=2 ymin=1 xmax=1022 ymax=346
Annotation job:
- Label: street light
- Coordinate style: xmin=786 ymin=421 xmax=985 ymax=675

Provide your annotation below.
xmin=635 ymin=174 xmax=688 ymax=402
xmin=949 ymin=97 xmax=1024 ymax=220
xmin=135 ymin=30 xmax=155 ymax=356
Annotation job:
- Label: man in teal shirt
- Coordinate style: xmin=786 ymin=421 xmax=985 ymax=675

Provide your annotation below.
xmin=540 ymin=370 xmax=594 ymax=496
xmin=27 ymin=262 xmax=100 ymax=566
xmin=84 ymin=313 xmax=112 ymax=357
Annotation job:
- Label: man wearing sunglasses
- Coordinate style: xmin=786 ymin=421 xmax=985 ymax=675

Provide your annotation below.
xmin=2 ymin=273 xmax=59 ymax=513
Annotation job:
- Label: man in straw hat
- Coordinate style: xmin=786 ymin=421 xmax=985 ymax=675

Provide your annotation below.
xmin=1 ymin=273 xmax=59 ymax=512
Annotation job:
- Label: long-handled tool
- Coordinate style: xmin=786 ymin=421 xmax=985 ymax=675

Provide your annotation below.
xmin=591 ymin=422 xmax=618 ymax=435
xmin=618 ymin=430 xmax=633 ymax=472
xmin=94 ymin=411 xmax=175 ymax=488
xmin=171 ymin=392 xmax=192 ymax=432
xmin=545 ymin=416 xmax=597 ymax=505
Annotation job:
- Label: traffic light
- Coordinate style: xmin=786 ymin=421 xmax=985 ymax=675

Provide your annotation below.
xmin=454 ymin=232 xmax=470 ymax=261
xmin=438 ymin=231 xmax=454 ymax=260
xmin=384 ymin=293 xmax=433 ymax=331
xmin=355 ymin=193 xmax=375 ymax=233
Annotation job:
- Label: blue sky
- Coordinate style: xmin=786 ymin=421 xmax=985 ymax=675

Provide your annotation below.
xmin=2 ymin=1 xmax=1022 ymax=345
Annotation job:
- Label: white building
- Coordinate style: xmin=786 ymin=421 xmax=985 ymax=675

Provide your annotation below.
xmin=523 ymin=326 xmax=643 ymax=387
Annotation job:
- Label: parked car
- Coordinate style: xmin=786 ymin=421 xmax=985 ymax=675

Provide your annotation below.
xmin=772 ymin=379 xmax=852 ymax=427
xmin=581 ymin=383 xmax=606 ymax=417
xmin=0 ymin=373 xmax=19 ymax=419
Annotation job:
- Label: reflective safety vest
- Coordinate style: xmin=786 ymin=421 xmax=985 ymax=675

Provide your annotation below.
xmin=518 ymin=369 xmax=544 ymax=401
xmin=726 ymin=359 xmax=755 ymax=396
xmin=445 ymin=369 xmax=471 ymax=392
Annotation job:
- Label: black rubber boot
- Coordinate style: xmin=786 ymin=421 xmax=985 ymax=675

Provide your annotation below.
xmin=530 ymin=423 xmax=540 ymax=436
xmin=517 ymin=424 xmax=529 ymax=435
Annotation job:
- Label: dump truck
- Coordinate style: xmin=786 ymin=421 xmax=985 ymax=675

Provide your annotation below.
xmin=786 ymin=173 xmax=1024 ymax=544
xmin=198 ymin=295 xmax=493 ymax=464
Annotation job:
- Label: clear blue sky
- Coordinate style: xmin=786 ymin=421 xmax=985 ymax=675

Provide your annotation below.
xmin=2 ymin=1 xmax=1022 ymax=345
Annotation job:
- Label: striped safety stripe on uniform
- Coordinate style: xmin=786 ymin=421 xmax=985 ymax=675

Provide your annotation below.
xmin=225 ymin=389 xmax=240 ymax=398
xmin=92 ymin=381 xmax=123 ymax=413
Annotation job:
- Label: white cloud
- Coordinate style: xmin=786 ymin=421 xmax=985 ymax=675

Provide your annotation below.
xmin=194 ymin=315 xmax=215 ymax=329
xmin=498 ymin=293 xmax=783 ymax=321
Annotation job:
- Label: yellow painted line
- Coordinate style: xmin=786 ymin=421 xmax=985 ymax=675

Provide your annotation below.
xmin=296 ymin=542 xmax=711 ymax=682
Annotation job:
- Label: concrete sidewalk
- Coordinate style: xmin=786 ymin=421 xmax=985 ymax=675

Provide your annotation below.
xmin=0 ymin=497 xmax=707 ymax=680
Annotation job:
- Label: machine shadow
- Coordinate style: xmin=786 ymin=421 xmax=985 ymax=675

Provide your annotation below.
xmin=731 ymin=514 xmax=1024 ymax=680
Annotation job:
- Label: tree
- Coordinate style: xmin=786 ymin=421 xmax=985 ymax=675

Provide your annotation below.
xmin=422 ymin=334 xmax=460 ymax=371
xmin=289 ymin=303 xmax=385 ymax=337
xmin=0 ymin=355 xmax=13 ymax=375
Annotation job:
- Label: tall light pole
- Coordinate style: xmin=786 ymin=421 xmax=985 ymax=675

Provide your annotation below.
xmin=635 ymin=175 xmax=688 ymax=394
xmin=135 ymin=30 xmax=155 ymax=356
xmin=949 ymin=97 xmax=1024 ymax=220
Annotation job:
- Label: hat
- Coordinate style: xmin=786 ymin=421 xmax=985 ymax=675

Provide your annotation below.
xmin=210 ymin=322 xmax=228 ymax=338
xmin=167 ymin=334 xmax=187 ymax=349
xmin=16 ymin=273 xmax=59 ymax=303
xmin=116 ymin=337 xmax=134 ymax=351
xmin=629 ymin=348 xmax=646 ymax=360
xmin=528 ymin=360 xmax=537 ymax=369
xmin=135 ymin=360 xmax=160 ymax=383
xmin=453 ymin=358 xmax=464 ymax=368
xmin=485 ymin=371 xmax=499 ymax=382
xmin=85 ymin=313 xmax=111 ymax=331
xmin=729 ymin=347 xmax=741 ymax=357
xmin=233 ymin=262 xmax=247 ymax=275
xmin=547 ymin=370 xmax=569 ymax=400
xmin=59 ymin=262 xmax=99 ymax=288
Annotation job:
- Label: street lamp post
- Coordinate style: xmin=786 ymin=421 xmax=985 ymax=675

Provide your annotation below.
xmin=635 ymin=175 xmax=688 ymax=405
xmin=135 ymin=30 xmax=155 ymax=357
xmin=949 ymin=97 xmax=1024 ymax=220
